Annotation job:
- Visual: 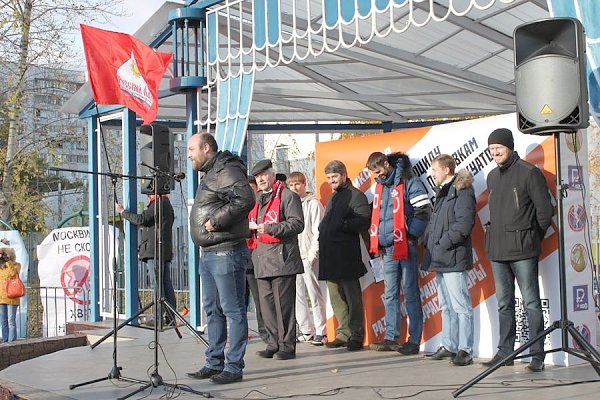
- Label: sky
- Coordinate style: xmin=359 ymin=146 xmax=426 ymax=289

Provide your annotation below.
xmin=99 ymin=0 xmax=184 ymax=35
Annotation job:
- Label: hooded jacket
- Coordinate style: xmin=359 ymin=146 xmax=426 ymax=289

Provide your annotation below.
xmin=375 ymin=152 xmax=432 ymax=247
xmin=189 ymin=151 xmax=255 ymax=251
xmin=298 ymin=192 xmax=324 ymax=266
xmin=422 ymin=169 xmax=476 ymax=272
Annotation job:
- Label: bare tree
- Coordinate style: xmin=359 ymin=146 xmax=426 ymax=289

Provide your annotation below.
xmin=0 ymin=0 xmax=124 ymax=224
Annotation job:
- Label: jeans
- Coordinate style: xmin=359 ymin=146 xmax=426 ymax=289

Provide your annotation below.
xmin=0 ymin=304 xmax=18 ymax=342
xmin=381 ymin=244 xmax=423 ymax=344
xmin=145 ymin=260 xmax=177 ymax=311
xmin=436 ymin=272 xmax=473 ymax=354
xmin=492 ymin=258 xmax=545 ymax=360
xmin=199 ymin=246 xmax=248 ymax=374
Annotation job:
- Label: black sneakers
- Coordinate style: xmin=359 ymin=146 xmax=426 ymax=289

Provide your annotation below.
xmin=369 ymin=339 xmax=399 ymax=351
xmin=256 ymin=349 xmax=277 ymax=358
xmin=325 ymin=338 xmax=347 ymax=348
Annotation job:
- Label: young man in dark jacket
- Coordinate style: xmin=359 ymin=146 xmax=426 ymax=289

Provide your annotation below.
xmin=319 ymin=160 xmax=371 ymax=351
xmin=366 ymin=152 xmax=432 ymax=355
xmin=422 ymin=155 xmax=476 ymax=366
xmin=115 ymin=194 xmax=176 ymax=323
xmin=185 ymin=133 xmax=255 ymax=384
xmin=483 ymin=128 xmax=553 ymax=372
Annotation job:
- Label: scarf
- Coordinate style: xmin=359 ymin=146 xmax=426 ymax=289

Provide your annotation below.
xmin=369 ymin=182 xmax=408 ymax=260
xmin=148 ymin=194 xmax=168 ymax=206
xmin=247 ymin=180 xmax=283 ymax=249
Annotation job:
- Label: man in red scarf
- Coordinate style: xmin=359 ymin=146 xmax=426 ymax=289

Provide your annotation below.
xmin=366 ymin=152 xmax=432 ymax=355
xmin=250 ymin=159 xmax=304 ymax=360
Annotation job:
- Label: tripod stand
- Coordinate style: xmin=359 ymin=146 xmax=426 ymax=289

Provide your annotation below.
xmin=66 ymin=168 xmax=152 ymax=393
xmin=453 ymin=132 xmax=600 ymax=397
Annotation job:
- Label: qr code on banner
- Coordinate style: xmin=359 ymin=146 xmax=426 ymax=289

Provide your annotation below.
xmin=515 ymin=298 xmax=550 ymax=346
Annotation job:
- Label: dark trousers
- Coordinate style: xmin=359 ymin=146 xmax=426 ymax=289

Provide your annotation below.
xmin=327 ymin=278 xmax=364 ymax=342
xmin=246 ymin=270 xmax=268 ymax=342
xmin=257 ymin=275 xmax=297 ymax=354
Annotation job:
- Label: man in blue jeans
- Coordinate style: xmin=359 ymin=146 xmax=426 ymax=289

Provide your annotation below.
xmin=422 ymin=155 xmax=476 ymax=366
xmin=366 ymin=152 xmax=432 ymax=355
xmin=186 ymin=133 xmax=255 ymax=384
xmin=483 ymin=128 xmax=553 ymax=372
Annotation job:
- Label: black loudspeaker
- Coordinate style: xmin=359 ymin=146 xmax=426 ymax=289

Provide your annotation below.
xmin=514 ymin=18 xmax=589 ymax=135
xmin=140 ymin=123 xmax=174 ymax=195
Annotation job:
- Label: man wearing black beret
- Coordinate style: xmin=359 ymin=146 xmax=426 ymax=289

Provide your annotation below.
xmin=482 ymin=128 xmax=553 ymax=372
xmin=249 ymin=159 xmax=304 ymax=360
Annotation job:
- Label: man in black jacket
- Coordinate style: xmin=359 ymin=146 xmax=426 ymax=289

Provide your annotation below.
xmin=422 ymin=155 xmax=476 ymax=366
xmin=185 ymin=133 xmax=255 ymax=384
xmin=115 ymin=195 xmax=176 ymax=323
xmin=483 ymin=128 xmax=553 ymax=373
xmin=319 ymin=160 xmax=371 ymax=351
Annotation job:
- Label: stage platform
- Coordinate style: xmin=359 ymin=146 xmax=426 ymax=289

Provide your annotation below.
xmin=1 ymin=318 xmax=599 ymax=400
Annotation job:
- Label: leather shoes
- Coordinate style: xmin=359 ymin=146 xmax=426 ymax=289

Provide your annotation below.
xmin=346 ymin=339 xmax=363 ymax=351
xmin=481 ymin=353 xmax=514 ymax=367
xmin=325 ymin=338 xmax=347 ymax=348
xmin=274 ymin=351 xmax=296 ymax=360
xmin=526 ymin=358 xmax=545 ymax=372
xmin=210 ymin=371 xmax=243 ymax=384
xmin=256 ymin=349 xmax=277 ymax=358
xmin=186 ymin=367 xmax=221 ymax=379
xmin=427 ymin=346 xmax=456 ymax=360
xmin=451 ymin=350 xmax=473 ymax=366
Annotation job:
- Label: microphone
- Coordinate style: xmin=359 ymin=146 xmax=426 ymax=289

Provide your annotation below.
xmin=172 ymin=172 xmax=186 ymax=182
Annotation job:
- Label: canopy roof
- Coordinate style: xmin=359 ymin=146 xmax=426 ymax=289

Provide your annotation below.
xmin=64 ymin=0 xmax=551 ymax=127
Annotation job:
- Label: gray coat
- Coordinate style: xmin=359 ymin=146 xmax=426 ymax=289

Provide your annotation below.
xmin=422 ymin=169 xmax=476 ymax=273
xmin=252 ymin=186 xmax=305 ymax=278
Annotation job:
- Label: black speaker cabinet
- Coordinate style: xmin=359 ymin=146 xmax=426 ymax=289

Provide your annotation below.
xmin=514 ymin=17 xmax=589 ymax=135
xmin=140 ymin=123 xmax=174 ymax=195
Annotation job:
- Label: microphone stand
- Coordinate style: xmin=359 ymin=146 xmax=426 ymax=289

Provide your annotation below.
xmin=115 ymin=170 xmax=210 ymax=400
xmin=54 ymin=166 xmax=150 ymax=393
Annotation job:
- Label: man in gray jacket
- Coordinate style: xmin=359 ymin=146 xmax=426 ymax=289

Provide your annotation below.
xmin=250 ymin=160 xmax=304 ymax=360
xmin=483 ymin=128 xmax=553 ymax=373
xmin=185 ymin=133 xmax=255 ymax=384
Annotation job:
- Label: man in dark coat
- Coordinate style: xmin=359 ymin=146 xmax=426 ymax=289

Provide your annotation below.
xmin=115 ymin=194 xmax=176 ymax=323
xmin=319 ymin=160 xmax=371 ymax=351
xmin=422 ymin=154 xmax=476 ymax=366
xmin=186 ymin=133 xmax=255 ymax=384
xmin=483 ymin=128 xmax=553 ymax=373
xmin=250 ymin=159 xmax=304 ymax=360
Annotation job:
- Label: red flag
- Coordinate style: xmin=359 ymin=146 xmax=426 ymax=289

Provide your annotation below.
xmin=80 ymin=24 xmax=172 ymax=124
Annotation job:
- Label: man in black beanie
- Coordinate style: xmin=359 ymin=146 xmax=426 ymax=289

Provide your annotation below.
xmin=482 ymin=128 xmax=553 ymax=372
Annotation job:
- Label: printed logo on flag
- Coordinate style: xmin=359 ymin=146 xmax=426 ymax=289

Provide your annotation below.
xmin=60 ymin=255 xmax=91 ymax=305
xmin=567 ymin=204 xmax=586 ymax=232
xmin=567 ymin=166 xmax=583 ymax=190
xmin=573 ymin=285 xmax=589 ymax=312
xmin=117 ymin=52 xmax=153 ymax=110
xmin=570 ymin=243 xmax=586 ymax=272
